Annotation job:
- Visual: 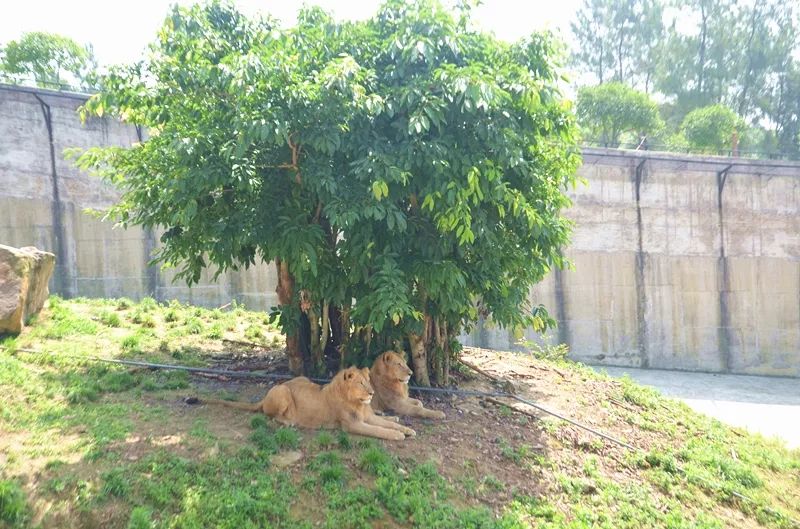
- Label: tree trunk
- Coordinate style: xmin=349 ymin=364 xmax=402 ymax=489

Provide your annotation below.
xmin=307 ymin=301 xmax=322 ymax=373
xmin=275 ymin=259 xmax=302 ymax=374
xmin=320 ymin=300 xmax=330 ymax=369
xmin=409 ymin=331 xmax=430 ymax=386
xmin=442 ymin=320 xmax=450 ymax=386
xmin=432 ymin=317 xmax=444 ymax=384
xmin=339 ymin=305 xmax=350 ymax=369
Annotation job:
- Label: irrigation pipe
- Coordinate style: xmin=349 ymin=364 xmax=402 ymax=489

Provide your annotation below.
xmin=3 ymin=345 xmax=798 ymax=528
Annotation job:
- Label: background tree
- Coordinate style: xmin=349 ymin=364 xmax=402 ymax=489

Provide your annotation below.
xmin=576 ymin=82 xmax=662 ymax=147
xmin=680 ymin=104 xmax=743 ymax=153
xmin=571 ymin=0 xmax=614 ymax=84
xmin=571 ymin=0 xmax=664 ymax=92
xmin=75 ymin=0 xmax=580 ymax=384
xmin=0 ymin=32 xmax=97 ymax=90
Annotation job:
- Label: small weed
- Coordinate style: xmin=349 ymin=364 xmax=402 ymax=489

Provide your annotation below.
xmin=66 ymin=384 xmax=100 ymax=404
xmin=205 ymin=323 xmax=223 ymax=339
xmin=358 ymin=445 xmax=394 ymax=476
xmin=336 ymin=431 xmax=352 ymax=450
xmin=249 ymin=428 xmax=277 ymax=453
xmin=244 ymin=324 xmax=263 ymax=342
xmin=98 ymin=310 xmax=122 ymax=327
xmin=314 ymin=431 xmax=336 ymax=449
xmin=184 ymin=317 xmax=204 ymax=335
xmin=251 ymin=415 xmax=269 ymax=431
xmin=116 ymin=297 xmax=134 ymax=310
xmin=102 ymin=468 xmax=131 ymax=498
xmin=139 ymin=297 xmax=158 ymax=311
xmin=127 ymin=506 xmax=153 ymax=529
xmin=131 ymin=309 xmax=156 ymax=328
xmin=481 ymin=475 xmax=504 ymax=492
xmin=310 ymin=452 xmax=348 ymax=486
xmin=121 ymin=334 xmax=141 ymax=352
xmin=164 ymin=308 xmax=180 ymax=323
xmin=274 ymin=427 xmax=300 ymax=450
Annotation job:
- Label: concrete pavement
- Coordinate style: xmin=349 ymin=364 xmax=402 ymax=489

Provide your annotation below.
xmin=596 ymin=366 xmax=800 ymax=449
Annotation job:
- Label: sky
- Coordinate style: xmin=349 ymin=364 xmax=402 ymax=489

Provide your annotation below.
xmin=0 ymin=0 xmax=581 ymax=67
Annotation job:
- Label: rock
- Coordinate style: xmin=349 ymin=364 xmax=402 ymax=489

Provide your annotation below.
xmin=270 ymin=450 xmax=303 ymax=467
xmin=0 ymin=245 xmax=56 ymax=334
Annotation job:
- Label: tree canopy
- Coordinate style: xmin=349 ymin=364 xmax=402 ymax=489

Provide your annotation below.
xmin=0 ymin=32 xmax=97 ymax=90
xmin=680 ymin=104 xmax=743 ymax=153
xmin=75 ymin=0 xmax=580 ymax=383
xmin=576 ymin=82 xmax=662 ymax=147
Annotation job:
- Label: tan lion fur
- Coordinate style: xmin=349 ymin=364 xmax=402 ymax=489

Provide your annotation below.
xmin=370 ymin=351 xmax=446 ymax=419
xmin=203 ymin=366 xmax=415 ymax=441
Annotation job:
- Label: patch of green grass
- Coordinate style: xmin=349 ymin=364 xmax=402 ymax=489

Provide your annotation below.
xmin=336 ymin=431 xmax=353 ymax=450
xmin=33 ymin=302 xmax=98 ymax=339
xmin=314 ymin=431 xmax=336 ymax=449
xmin=204 ymin=323 xmax=223 ymax=339
xmin=98 ymin=310 xmax=122 ymax=327
xmin=102 ymin=467 xmax=131 ymax=499
xmin=130 ymin=309 xmax=156 ymax=328
xmin=139 ymin=297 xmax=158 ymax=311
xmin=126 ymin=506 xmax=153 ymax=529
xmin=249 ymin=428 xmax=278 ymax=453
xmin=274 ymin=427 xmax=301 ymax=450
xmin=244 ymin=323 xmax=263 ymax=342
xmin=309 ymin=451 xmax=348 ymax=487
xmin=0 ymin=479 xmax=29 ymax=527
xmin=358 ymin=445 xmax=395 ymax=476
xmin=116 ymin=297 xmax=134 ymax=310
xmin=250 ymin=415 xmax=269 ymax=431
xmin=184 ymin=317 xmax=204 ymax=335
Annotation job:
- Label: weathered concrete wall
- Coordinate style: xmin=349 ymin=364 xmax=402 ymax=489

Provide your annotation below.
xmin=2 ymin=84 xmax=799 ymax=376
xmin=0 ymin=84 xmax=279 ymax=309
xmin=465 ymin=149 xmax=800 ymax=377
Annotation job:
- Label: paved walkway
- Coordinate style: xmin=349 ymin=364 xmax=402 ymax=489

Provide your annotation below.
xmin=595 ymin=366 xmax=800 ymax=449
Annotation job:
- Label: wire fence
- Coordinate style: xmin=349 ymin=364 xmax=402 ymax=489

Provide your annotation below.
xmin=580 ymin=139 xmax=800 ymax=162
xmin=0 ymin=75 xmax=97 ymax=94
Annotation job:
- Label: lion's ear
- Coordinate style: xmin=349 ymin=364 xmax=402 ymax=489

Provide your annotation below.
xmin=383 ymin=352 xmax=391 ymax=364
xmin=361 ymin=367 xmax=370 ymax=378
xmin=344 ymin=370 xmax=353 ymax=380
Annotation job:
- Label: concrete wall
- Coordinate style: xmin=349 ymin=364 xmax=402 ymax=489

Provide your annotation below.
xmin=2 ymin=84 xmax=799 ymax=376
xmin=0 ymin=84 xmax=279 ymax=309
xmin=465 ymin=149 xmax=800 ymax=377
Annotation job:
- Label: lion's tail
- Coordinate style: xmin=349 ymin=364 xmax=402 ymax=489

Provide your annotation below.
xmin=202 ymin=398 xmax=262 ymax=412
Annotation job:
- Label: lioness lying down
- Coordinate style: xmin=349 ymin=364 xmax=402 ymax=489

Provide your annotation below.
xmin=203 ymin=367 xmax=416 ymax=441
xmin=370 ymin=351 xmax=446 ymax=419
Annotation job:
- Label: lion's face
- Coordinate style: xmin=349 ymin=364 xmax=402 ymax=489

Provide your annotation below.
xmin=379 ymin=351 xmax=413 ymax=384
xmin=342 ymin=367 xmax=375 ymax=405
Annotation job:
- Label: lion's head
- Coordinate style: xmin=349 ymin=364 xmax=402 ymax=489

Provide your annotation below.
xmin=338 ymin=366 xmax=375 ymax=406
xmin=374 ymin=351 xmax=413 ymax=384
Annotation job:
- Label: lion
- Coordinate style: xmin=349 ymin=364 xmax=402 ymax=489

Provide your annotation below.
xmin=202 ymin=366 xmax=416 ymax=441
xmin=370 ymin=350 xmax=446 ymax=419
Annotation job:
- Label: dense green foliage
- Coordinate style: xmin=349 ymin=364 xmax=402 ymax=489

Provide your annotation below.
xmin=680 ymin=104 xmax=744 ymax=153
xmin=571 ymin=0 xmax=800 ymax=158
xmin=74 ymin=1 xmax=579 ymax=381
xmin=0 ymin=32 xmax=97 ymax=90
xmin=576 ymin=82 xmax=662 ymax=147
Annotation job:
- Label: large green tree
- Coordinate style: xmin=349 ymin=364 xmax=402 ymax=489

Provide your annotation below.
xmin=680 ymin=104 xmax=743 ymax=153
xmin=75 ymin=1 xmax=580 ymax=384
xmin=1 ymin=32 xmax=97 ymax=90
xmin=576 ymin=82 xmax=662 ymax=147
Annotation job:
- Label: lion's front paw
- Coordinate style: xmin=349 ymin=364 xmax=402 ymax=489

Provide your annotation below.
xmin=430 ymin=410 xmax=446 ymax=419
xmin=403 ymin=427 xmax=417 ymax=437
xmin=389 ymin=430 xmax=406 ymax=441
